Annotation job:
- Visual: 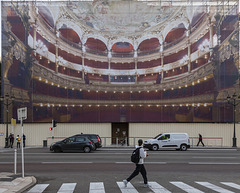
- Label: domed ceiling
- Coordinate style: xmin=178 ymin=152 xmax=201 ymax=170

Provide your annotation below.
xmin=65 ymin=0 xmax=182 ymax=35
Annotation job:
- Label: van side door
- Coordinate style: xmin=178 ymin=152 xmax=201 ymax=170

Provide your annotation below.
xmin=157 ymin=134 xmax=172 ymax=148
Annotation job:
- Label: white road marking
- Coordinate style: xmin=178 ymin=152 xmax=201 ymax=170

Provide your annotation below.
xmin=221 ymin=182 xmax=240 ymax=190
xmin=148 ymin=181 xmax=171 ymax=193
xmin=117 ymin=181 xmax=139 ymax=193
xmin=115 ymin=162 xmax=166 ymax=164
xmin=42 ymin=162 xmax=93 ymax=164
xmin=27 ymin=184 xmax=49 ymax=193
xmin=196 ymin=182 xmax=234 ymax=193
xmin=170 ymin=181 xmax=204 ymax=193
xmin=57 ymin=183 xmax=76 ymax=193
xmin=192 ymin=157 xmax=236 ymax=159
xmin=189 ymin=162 xmax=240 ymax=165
xmin=89 ymin=182 xmax=105 ymax=193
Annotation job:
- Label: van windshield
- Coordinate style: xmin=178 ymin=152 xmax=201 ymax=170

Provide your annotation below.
xmin=153 ymin=133 xmax=162 ymax=139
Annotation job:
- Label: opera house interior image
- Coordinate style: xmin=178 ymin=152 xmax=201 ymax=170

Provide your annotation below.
xmin=1 ymin=0 xmax=239 ymax=147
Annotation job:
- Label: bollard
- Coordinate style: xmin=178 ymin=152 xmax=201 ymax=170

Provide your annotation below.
xmin=14 ymin=149 xmax=17 ymax=174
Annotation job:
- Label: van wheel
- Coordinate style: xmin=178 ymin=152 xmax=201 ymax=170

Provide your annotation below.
xmin=180 ymin=144 xmax=187 ymax=151
xmin=152 ymin=144 xmax=159 ymax=151
xmin=84 ymin=146 xmax=91 ymax=153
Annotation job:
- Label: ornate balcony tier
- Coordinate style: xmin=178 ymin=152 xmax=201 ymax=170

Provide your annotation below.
xmin=32 ymin=60 xmax=215 ymax=92
xmin=32 ymin=93 xmax=214 ymax=107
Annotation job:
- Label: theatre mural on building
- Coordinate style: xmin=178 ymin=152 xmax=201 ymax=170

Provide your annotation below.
xmin=1 ymin=0 xmax=239 ymax=123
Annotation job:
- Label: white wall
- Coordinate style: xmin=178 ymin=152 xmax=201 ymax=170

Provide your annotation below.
xmin=0 ymin=123 xmax=239 ymax=148
xmin=129 ymin=123 xmax=240 ymax=147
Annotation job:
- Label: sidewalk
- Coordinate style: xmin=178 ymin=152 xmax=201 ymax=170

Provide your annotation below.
xmin=0 ymin=172 xmax=36 ymax=193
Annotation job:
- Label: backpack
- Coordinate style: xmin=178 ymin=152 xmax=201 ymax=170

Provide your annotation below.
xmin=131 ymin=147 xmax=141 ymax=163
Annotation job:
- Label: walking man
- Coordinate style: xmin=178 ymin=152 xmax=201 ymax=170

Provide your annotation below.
xmin=197 ymin=133 xmax=205 ymax=146
xmin=123 ymin=139 xmax=149 ymax=188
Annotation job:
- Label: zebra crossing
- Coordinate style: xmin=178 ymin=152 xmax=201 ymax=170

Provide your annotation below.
xmin=27 ymin=181 xmax=240 ymax=193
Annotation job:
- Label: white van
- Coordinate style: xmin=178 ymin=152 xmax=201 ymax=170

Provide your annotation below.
xmin=144 ymin=133 xmax=190 ymax=151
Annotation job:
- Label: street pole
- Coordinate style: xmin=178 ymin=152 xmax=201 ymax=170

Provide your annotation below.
xmin=227 ymin=93 xmax=240 ymax=148
xmin=1 ymin=93 xmax=15 ymax=148
xmin=21 ymin=118 xmax=24 ymax=178
xmin=5 ymin=99 xmax=9 ymax=148
xmin=233 ymin=98 xmax=236 ymax=147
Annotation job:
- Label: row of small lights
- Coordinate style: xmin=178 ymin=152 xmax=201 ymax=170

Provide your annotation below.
xmin=39 ymin=103 xmax=210 ymax=108
xmin=37 ymin=76 xmax=209 ymax=93
xmin=39 ymin=59 xmax=206 ymax=75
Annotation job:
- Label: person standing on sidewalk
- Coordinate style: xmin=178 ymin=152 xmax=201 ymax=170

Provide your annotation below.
xmin=16 ymin=135 xmax=21 ymax=148
xmin=197 ymin=133 xmax=205 ymax=147
xmin=123 ymin=139 xmax=149 ymax=188
xmin=23 ymin=134 xmax=26 ymax=147
xmin=9 ymin=133 xmax=14 ymax=148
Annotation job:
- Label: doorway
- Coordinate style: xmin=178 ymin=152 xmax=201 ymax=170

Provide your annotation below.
xmin=112 ymin=123 xmax=129 ymax=145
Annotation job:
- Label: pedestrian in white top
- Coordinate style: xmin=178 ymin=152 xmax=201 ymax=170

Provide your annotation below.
xmin=123 ymin=139 xmax=149 ymax=187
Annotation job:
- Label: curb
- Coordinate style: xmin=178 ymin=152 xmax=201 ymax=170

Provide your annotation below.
xmin=0 ymin=175 xmax=37 ymax=193
xmin=16 ymin=176 xmax=37 ymax=193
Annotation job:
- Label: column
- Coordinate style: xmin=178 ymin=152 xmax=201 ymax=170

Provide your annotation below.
xmin=186 ymin=29 xmax=191 ymax=73
xmin=108 ymin=58 xmax=111 ymax=82
xmin=209 ymin=18 xmax=214 ymax=56
xmin=135 ymin=58 xmax=138 ymax=83
xmin=161 ymin=53 xmax=164 ymax=81
xmin=55 ymin=43 xmax=58 ymax=73
xmin=82 ymin=56 xmax=85 ymax=79
xmin=33 ymin=24 xmax=37 ymax=50
xmin=188 ymin=40 xmax=191 ymax=73
xmin=160 ymin=42 xmax=164 ymax=81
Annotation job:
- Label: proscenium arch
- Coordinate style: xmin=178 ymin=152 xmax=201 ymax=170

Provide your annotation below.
xmin=136 ymin=34 xmax=162 ymax=50
xmin=56 ymin=19 xmax=84 ymax=41
xmin=83 ymin=34 xmax=108 ymax=49
xmin=162 ymin=18 xmax=189 ymax=41
xmin=109 ymin=38 xmax=134 ymax=51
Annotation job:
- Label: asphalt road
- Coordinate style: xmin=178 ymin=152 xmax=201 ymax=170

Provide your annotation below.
xmin=1 ymin=148 xmax=240 ymax=192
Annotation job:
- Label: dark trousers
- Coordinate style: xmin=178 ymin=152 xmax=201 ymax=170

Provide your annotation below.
xmin=197 ymin=139 xmax=204 ymax=146
xmin=17 ymin=142 xmax=20 ymax=148
xmin=127 ymin=164 xmax=148 ymax=184
xmin=10 ymin=141 xmax=13 ymax=148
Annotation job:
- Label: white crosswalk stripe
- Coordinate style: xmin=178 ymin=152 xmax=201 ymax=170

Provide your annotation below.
xmin=27 ymin=181 xmax=240 ymax=193
xmin=148 ymin=181 xmax=171 ymax=193
xmin=170 ymin=181 xmax=204 ymax=193
xmin=221 ymin=182 xmax=240 ymax=190
xmin=27 ymin=184 xmax=49 ymax=193
xmin=195 ymin=182 xmax=235 ymax=193
xmin=117 ymin=181 xmax=138 ymax=193
xmin=89 ymin=182 xmax=105 ymax=193
xmin=57 ymin=183 xmax=76 ymax=193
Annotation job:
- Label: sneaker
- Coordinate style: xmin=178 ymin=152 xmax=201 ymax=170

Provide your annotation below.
xmin=143 ymin=183 xmax=150 ymax=188
xmin=123 ymin=180 xmax=128 ymax=187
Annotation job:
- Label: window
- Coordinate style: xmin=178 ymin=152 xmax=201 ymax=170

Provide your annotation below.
xmin=76 ymin=137 xmax=85 ymax=142
xmin=159 ymin=134 xmax=170 ymax=140
xmin=66 ymin=137 xmax=75 ymax=143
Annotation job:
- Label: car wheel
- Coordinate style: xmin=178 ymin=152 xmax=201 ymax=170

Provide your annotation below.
xmin=54 ymin=147 xmax=61 ymax=153
xmin=84 ymin=146 xmax=91 ymax=153
xmin=180 ymin=144 xmax=187 ymax=151
xmin=152 ymin=144 xmax=159 ymax=151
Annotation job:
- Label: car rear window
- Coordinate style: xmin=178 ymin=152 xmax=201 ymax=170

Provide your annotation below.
xmin=89 ymin=135 xmax=98 ymax=140
xmin=76 ymin=137 xmax=86 ymax=142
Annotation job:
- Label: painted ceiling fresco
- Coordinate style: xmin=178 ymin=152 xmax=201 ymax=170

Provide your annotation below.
xmin=66 ymin=0 xmax=180 ymax=34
